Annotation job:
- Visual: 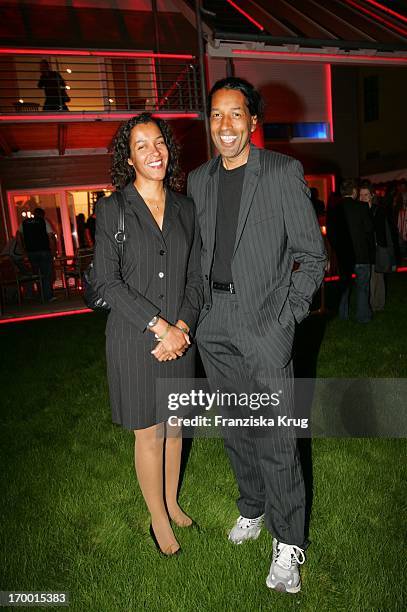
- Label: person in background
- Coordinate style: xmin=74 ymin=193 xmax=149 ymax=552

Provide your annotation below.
xmin=394 ymin=180 xmax=407 ymax=258
xmin=1 ymin=234 xmax=36 ymax=299
xmin=340 ymin=179 xmax=375 ymax=323
xmin=310 ymin=187 xmax=325 ymax=220
xmin=86 ymin=195 xmax=102 ymax=246
xmin=326 ymin=183 xmax=354 ymax=318
xmin=382 ymin=182 xmax=401 ymax=264
xmin=327 ymin=184 xmax=342 ymax=212
xmin=359 ymin=183 xmax=387 ymax=312
xmin=1 ymin=233 xmax=29 ymax=275
xmin=17 ymin=208 xmax=57 ymax=302
xmin=37 ymin=60 xmax=70 ymax=111
xmin=75 ymin=213 xmax=89 ymax=249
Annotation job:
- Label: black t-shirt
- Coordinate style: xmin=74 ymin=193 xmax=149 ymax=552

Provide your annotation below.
xmin=22 ymin=217 xmax=50 ymax=252
xmin=38 ymin=71 xmax=66 ymax=100
xmin=212 ymin=163 xmax=246 ymax=283
xmin=86 ymin=216 xmax=96 ymax=243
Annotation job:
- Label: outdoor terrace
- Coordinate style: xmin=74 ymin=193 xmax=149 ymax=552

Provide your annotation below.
xmin=0 ymin=50 xmax=204 ymax=123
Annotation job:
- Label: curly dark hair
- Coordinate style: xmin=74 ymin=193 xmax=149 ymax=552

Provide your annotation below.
xmin=111 ymin=113 xmax=183 ymax=191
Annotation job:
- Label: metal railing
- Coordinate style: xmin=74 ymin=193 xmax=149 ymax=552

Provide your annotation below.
xmin=0 ymin=54 xmax=203 ymax=115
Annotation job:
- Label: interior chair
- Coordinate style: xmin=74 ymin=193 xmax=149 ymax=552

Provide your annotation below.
xmin=0 ymin=256 xmax=44 ymax=312
xmin=63 ymin=249 xmax=93 ymax=297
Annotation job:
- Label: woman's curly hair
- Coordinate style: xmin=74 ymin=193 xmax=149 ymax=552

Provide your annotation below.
xmin=111 ymin=113 xmax=183 ymax=191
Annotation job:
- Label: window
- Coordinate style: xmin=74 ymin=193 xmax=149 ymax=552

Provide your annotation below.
xmin=292 ymin=123 xmax=328 ymax=139
xmin=263 ymin=122 xmax=330 ymax=142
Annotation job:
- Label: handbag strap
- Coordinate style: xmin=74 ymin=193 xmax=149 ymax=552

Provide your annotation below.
xmin=114 ymin=190 xmax=126 ymax=265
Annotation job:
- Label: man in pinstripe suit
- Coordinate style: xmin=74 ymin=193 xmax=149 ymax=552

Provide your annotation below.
xmin=187 ymin=78 xmax=327 ymax=593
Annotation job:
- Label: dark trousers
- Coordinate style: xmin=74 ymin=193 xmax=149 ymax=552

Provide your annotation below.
xmin=339 ymin=263 xmax=371 ymax=323
xmin=43 ymin=99 xmax=69 ymax=111
xmin=28 ymin=250 xmax=54 ymax=301
xmin=196 ymin=291 xmax=306 ymax=547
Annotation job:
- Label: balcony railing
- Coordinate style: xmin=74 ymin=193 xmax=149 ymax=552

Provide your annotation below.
xmin=0 ymin=52 xmax=203 ymax=117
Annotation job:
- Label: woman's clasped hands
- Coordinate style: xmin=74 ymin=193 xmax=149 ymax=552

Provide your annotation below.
xmin=150 ymin=318 xmax=191 ymax=362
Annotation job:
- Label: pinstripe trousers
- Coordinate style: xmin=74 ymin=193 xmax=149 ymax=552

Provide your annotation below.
xmin=197 ymin=290 xmax=306 ymax=547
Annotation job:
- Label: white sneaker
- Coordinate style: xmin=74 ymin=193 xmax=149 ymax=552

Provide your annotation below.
xmin=228 ymin=514 xmax=264 ymax=545
xmin=266 ymin=539 xmax=305 ymax=593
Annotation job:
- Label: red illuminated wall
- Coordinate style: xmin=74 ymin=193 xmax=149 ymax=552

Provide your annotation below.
xmin=208 ymin=58 xmax=331 ymax=126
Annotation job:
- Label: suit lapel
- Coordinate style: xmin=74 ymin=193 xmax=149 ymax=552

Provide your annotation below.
xmin=233 ymin=144 xmax=261 ymax=256
xmin=162 ymin=189 xmax=181 ymax=240
xmin=123 ymin=182 xmax=164 ymax=242
xmin=203 ymin=156 xmax=220 ymax=265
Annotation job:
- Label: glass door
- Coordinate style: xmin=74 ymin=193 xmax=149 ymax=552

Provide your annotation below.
xmin=9 ymin=192 xmax=64 ymax=254
xmin=66 ymin=189 xmax=111 ymax=250
xmin=7 ymin=185 xmax=112 ymax=257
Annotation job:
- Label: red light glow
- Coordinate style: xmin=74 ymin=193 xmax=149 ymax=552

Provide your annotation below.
xmin=0 ymin=112 xmax=200 ymax=122
xmin=0 ymin=48 xmax=195 ymax=59
xmin=325 ymin=64 xmax=333 ymax=141
xmin=251 ymin=126 xmax=265 ymax=148
xmin=324 ymin=267 xmax=407 ymax=282
xmin=306 ymin=174 xmax=336 ymax=206
xmin=1 ymin=269 xmax=406 ymax=324
xmin=226 ymin=0 xmax=265 ymax=31
xmin=364 ymin=0 xmax=407 ymax=24
xmin=232 ymin=49 xmax=407 ymax=64
xmin=343 ymin=0 xmax=407 ymax=37
xmin=324 ymin=275 xmax=341 ymax=282
xmin=0 ymin=308 xmax=92 ymax=325
xmin=151 ymin=59 xmax=159 ymax=111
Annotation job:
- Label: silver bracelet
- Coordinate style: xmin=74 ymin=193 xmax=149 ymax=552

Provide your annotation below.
xmin=147 ymin=315 xmax=159 ymax=329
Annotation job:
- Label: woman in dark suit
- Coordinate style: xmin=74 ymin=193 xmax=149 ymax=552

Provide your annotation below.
xmin=93 ymin=114 xmax=202 ymax=555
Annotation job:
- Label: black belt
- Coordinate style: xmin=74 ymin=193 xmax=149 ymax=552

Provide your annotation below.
xmin=212 ymin=281 xmax=235 ymax=294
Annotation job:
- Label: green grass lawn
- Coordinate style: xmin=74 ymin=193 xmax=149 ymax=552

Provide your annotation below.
xmin=1 ymin=275 xmax=406 ymax=612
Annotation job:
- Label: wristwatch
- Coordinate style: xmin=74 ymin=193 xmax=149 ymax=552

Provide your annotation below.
xmin=147 ymin=315 xmax=159 ymax=329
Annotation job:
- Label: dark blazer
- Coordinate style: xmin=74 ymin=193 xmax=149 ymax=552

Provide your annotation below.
xmin=342 ymin=198 xmax=375 ymax=264
xmin=372 ymin=204 xmax=387 ymax=248
xmin=326 ymin=198 xmax=355 ymax=273
xmin=92 ymin=182 xmax=203 ymax=337
xmin=187 ymin=144 xmax=327 ymax=368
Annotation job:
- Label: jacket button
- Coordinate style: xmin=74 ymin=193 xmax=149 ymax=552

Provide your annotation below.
xmin=205 ymin=274 xmax=208 ymax=280
xmin=159 ymin=294 xmax=164 ymax=299
xmin=160 ymin=249 xmax=166 ymax=256
xmin=205 ymin=304 xmax=210 ymax=310
xmin=158 ymin=272 xmax=164 ymax=278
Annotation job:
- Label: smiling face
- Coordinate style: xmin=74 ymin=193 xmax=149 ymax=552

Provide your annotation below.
xmin=127 ymin=121 xmax=169 ymax=185
xmin=210 ymin=88 xmax=257 ymax=169
xmin=359 ymin=188 xmax=372 ymax=205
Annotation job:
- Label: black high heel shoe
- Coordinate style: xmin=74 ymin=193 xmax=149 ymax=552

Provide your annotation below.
xmin=149 ymin=524 xmax=181 ymax=557
xmin=189 ymin=520 xmax=201 ymax=532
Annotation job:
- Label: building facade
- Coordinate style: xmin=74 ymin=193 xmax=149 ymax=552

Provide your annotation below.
xmin=1 ymin=0 xmax=406 ymax=254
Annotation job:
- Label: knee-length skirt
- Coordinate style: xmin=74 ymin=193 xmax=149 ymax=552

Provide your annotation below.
xmin=106 ymin=331 xmax=196 ymax=430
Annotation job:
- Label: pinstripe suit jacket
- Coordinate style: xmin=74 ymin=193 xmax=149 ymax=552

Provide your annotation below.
xmin=92 ymin=182 xmax=203 ymax=338
xmin=187 ymin=144 xmax=327 ymax=367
